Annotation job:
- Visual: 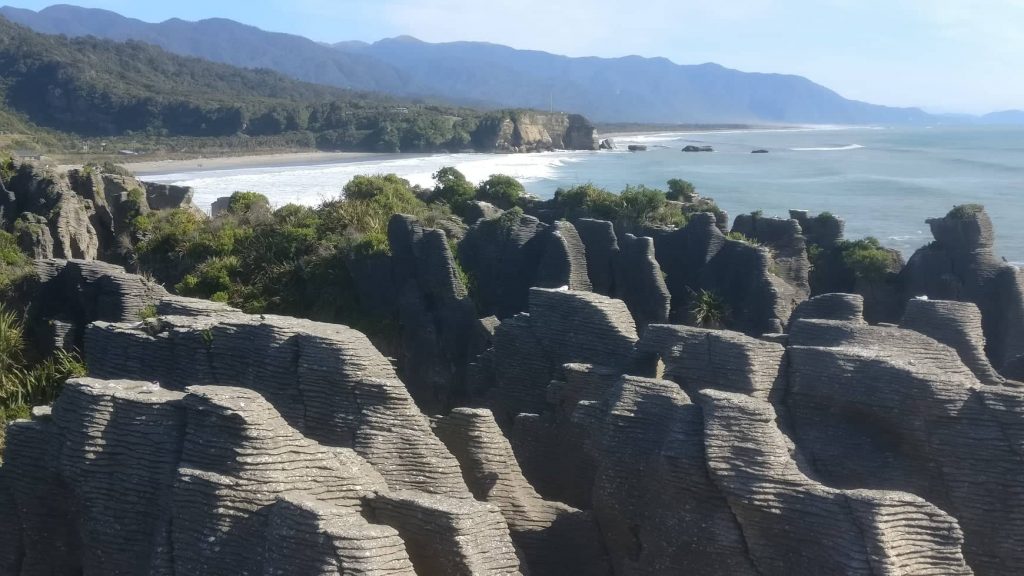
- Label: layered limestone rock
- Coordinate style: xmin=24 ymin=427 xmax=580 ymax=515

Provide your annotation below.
xmin=637 ymin=324 xmax=785 ymax=401
xmin=26 ymin=259 xmax=167 ymax=353
xmin=3 ymin=161 xmax=201 ymax=265
xmin=614 ymin=234 xmax=670 ymax=331
xmin=264 ymin=494 xmax=417 ymax=576
xmin=388 ymin=214 xmax=481 ymax=411
xmin=787 ymin=316 xmax=1024 ymax=574
xmin=459 ymin=210 xmax=550 ymax=318
xmin=474 ymin=111 xmax=598 ymax=152
xmin=901 ymin=298 xmax=1009 ymax=386
xmin=436 ymin=408 xmax=609 ymax=576
xmin=901 ymin=206 xmax=1024 ymax=379
xmin=85 ymin=310 xmax=471 ymax=498
xmin=2 ymin=378 xmax=524 ymax=576
xmin=731 ymin=213 xmax=812 ymax=303
xmin=653 ymin=213 xmax=797 ymax=334
xmin=701 ymin=389 xmax=971 ymax=576
xmin=788 ymin=292 xmax=866 ymax=328
xmin=370 ymin=491 xmax=524 ymax=575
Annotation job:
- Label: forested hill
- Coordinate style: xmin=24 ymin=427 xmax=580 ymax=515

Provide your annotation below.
xmin=2 ymin=4 xmax=938 ymax=125
xmin=0 ymin=17 xmax=596 ymax=154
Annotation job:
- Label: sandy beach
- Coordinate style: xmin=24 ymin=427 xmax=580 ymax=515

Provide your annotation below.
xmin=125 ymin=151 xmax=418 ymax=177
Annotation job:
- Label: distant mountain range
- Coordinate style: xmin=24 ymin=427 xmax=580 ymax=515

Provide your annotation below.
xmin=2 ymin=4 xmax=1021 ymax=126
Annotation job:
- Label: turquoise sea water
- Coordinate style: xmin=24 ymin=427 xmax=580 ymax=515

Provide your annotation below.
xmin=148 ymin=126 xmax=1024 ymax=262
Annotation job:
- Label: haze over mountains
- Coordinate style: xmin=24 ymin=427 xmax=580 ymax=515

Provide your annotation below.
xmin=2 ymin=4 xmax=1021 ymax=126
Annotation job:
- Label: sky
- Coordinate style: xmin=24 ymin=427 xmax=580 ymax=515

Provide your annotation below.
xmin=5 ymin=1 xmax=1022 ymax=114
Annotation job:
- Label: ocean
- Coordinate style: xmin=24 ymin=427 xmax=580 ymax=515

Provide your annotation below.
xmin=144 ymin=125 xmax=1024 ymax=262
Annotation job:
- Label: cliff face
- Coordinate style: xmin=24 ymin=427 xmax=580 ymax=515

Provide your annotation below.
xmin=4 ymin=264 xmax=996 ymax=576
xmin=473 ymin=111 xmax=598 ymax=152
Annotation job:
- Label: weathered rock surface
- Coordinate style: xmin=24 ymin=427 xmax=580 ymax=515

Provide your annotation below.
xmin=474 ymin=111 xmax=597 ymax=152
xmin=653 ymin=213 xmax=795 ymax=334
xmin=2 ymin=161 xmax=201 ymax=265
xmin=901 ymin=206 xmax=1024 ymax=379
xmin=436 ymin=408 xmax=609 ymax=575
xmin=787 ymin=316 xmax=1024 ymax=574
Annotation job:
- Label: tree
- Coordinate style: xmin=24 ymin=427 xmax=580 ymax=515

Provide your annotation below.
xmin=667 ymin=178 xmax=696 ymax=202
xmin=475 ymin=174 xmax=524 ymax=209
xmin=432 ymin=167 xmax=475 ymax=213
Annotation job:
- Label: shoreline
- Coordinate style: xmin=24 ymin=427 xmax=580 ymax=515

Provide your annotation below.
xmin=126 ymin=151 xmax=427 ymax=177
xmin=128 ymin=125 xmax=858 ymax=177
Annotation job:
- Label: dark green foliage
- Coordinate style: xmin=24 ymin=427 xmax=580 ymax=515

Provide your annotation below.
xmin=666 ymin=178 xmax=696 ymax=202
xmin=0 ymin=155 xmax=14 ymax=185
xmin=619 ymin=185 xmax=685 ymax=230
xmin=726 ymin=231 xmax=762 ymax=246
xmin=837 ymin=237 xmax=897 ymax=280
xmin=0 ymin=230 xmax=31 ymax=300
xmin=947 ymin=204 xmax=985 ymax=219
xmin=227 ymin=191 xmax=271 ymax=216
xmin=0 ymin=18 xmax=524 ymax=154
xmin=690 ymin=289 xmax=726 ymax=328
xmin=550 ymin=183 xmax=688 ymax=231
xmin=0 ymin=303 xmax=86 ymax=457
xmin=133 ymin=173 xmax=451 ymax=330
xmin=475 ymin=174 xmax=524 ymax=209
xmin=431 ymin=167 xmax=476 ymax=214
xmin=553 ymin=184 xmax=622 ymax=221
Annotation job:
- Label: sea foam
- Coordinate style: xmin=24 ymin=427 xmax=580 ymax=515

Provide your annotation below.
xmin=147 ymin=151 xmax=590 ymax=212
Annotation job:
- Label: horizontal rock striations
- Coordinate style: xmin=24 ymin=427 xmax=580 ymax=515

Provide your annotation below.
xmin=2 ymin=379 xmax=522 ymax=576
xmin=901 ymin=206 xmax=1024 ymax=379
xmin=786 ymin=314 xmax=1024 ymax=574
xmin=85 ymin=311 xmax=470 ymax=498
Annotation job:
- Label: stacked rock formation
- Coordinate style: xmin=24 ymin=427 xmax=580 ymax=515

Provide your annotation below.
xmin=901 ymin=206 xmax=1024 ymax=378
xmin=1 ymin=161 xmax=200 ymax=264
xmin=8 ymin=202 xmax=1024 ymax=574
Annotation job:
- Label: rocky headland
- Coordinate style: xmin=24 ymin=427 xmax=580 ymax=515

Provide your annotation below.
xmin=2 ymin=161 xmax=1024 ymax=575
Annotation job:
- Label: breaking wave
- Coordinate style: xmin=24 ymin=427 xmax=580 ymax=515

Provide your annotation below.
xmin=790 ymin=144 xmax=865 ymax=151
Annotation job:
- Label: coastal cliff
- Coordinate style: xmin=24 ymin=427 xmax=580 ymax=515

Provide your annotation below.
xmin=473 ymin=111 xmax=599 ymax=152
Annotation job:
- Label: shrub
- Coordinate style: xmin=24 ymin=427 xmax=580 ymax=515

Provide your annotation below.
xmin=0 ymin=230 xmax=31 ymax=300
xmin=726 ymin=231 xmax=762 ymax=246
xmin=475 ymin=174 xmax=524 ymax=209
xmin=553 ymin=183 xmax=621 ymax=221
xmin=431 ymin=167 xmax=475 ymax=213
xmin=837 ymin=237 xmax=896 ymax=281
xmin=175 ymin=255 xmax=240 ymax=299
xmin=619 ymin=185 xmax=685 ymax=230
xmin=0 ymin=303 xmax=86 ymax=458
xmin=227 ymin=191 xmax=271 ymax=216
xmin=666 ymin=178 xmax=696 ymax=202
xmin=690 ymin=289 xmax=727 ymax=328
xmin=137 ymin=305 xmax=158 ymax=320
xmin=947 ymin=204 xmax=985 ymax=219
xmin=0 ymin=156 xmax=15 ymax=185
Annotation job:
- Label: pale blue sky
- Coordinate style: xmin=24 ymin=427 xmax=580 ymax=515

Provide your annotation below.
xmin=5 ymin=1 xmax=1022 ymax=114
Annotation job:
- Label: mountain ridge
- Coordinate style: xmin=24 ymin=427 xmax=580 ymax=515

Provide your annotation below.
xmin=2 ymin=3 xmax=946 ymax=125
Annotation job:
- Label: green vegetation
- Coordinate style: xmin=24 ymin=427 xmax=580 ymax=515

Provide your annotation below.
xmin=475 ymin=174 xmax=525 ymax=209
xmin=0 ymin=230 xmax=33 ymax=301
xmin=550 ymin=181 xmax=695 ymax=232
xmin=666 ymin=179 xmax=696 ymax=202
xmin=431 ymin=167 xmax=476 ymax=214
xmin=132 ymin=174 xmax=457 ymax=341
xmin=947 ymin=204 xmax=985 ymax=219
xmin=689 ymin=289 xmax=727 ymax=328
xmin=0 ymin=18 xmax=558 ymax=157
xmin=138 ymin=304 xmax=158 ymax=321
xmin=836 ymin=237 xmax=897 ymax=281
xmin=0 ymin=303 xmax=86 ymax=458
xmin=726 ymin=231 xmax=763 ymax=247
